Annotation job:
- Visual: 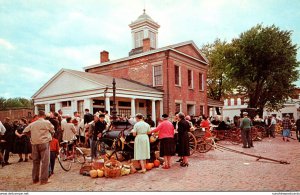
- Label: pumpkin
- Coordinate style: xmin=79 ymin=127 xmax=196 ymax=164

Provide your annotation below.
xmin=97 ymin=169 xmax=104 ymax=177
xmin=149 ymin=163 xmax=154 ymax=168
xmin=145 ymin=163 xmax=153 ymax=170
xmin=153 ymin=159 xmax=160 ymax=167
xmin=89 ymin=170 xmax=98 ymax=178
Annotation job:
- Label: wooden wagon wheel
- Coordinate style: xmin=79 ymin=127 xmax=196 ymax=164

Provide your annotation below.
xmin=188 ymin=132 xmax=197 ymax=155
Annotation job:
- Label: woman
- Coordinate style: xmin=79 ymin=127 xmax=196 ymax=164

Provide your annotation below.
xmin=200 ymin=115 xmax=211 ymax=139
xmin=151 ymin=114 xmax=175 ymax=169
xmin=14 ymin=118 xmax=31 ymax=162
xmin=131 ymin=113 xmax=151 ymax=173
xmin=177 ymin=112 xmax=190 ymax=167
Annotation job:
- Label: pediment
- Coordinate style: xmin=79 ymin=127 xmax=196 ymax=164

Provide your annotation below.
xmin=34 ymin=70 xmax=103 ymax=98
xmin=173 ymin=43 xmax=208 ymax=63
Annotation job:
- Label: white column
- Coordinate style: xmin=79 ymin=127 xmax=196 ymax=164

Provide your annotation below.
xmin=105 ymin=96 xmax=111 ymax=115
xmin=45 ymin=103 xmax=50 ymax=114
xmin=34 ymin=105 xmax=39 ymax=115
xmin=55 ymin=102 xmax=61 ymax=112
xmin=159 ymin=100 xmax=163 ymax=117
xmin=84 ymin=98 xmax=93 ymax=114
xmin=71 ymin=100 xmax=78 ymax=114
xmin=152 ymin=100 xmax=156 ymax=125
xmin=131 ymin=98 xmax=136 ymax=117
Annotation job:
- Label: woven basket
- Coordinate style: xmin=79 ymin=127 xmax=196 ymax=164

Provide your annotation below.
xmin=104 ymin=158 xmax=122 ymax=178
xmin=79 ymin=163 xmax=93 ymax=175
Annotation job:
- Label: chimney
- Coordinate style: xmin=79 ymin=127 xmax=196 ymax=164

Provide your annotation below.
xmin=100 ymin=50 xmax=109 ymax=63
xmin=142 ymin=38 xmax=151 ymax=52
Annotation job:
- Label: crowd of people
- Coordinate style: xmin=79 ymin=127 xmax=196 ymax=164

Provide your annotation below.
xmin=1 ymin=107 xmax=299 ymax=184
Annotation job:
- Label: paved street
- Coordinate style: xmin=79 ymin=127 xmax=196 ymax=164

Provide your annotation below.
xmin=0 ymin=134 xmax=299 ymax=192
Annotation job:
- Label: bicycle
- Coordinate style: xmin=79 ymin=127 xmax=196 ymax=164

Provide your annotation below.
xmin=192 ymin=128 xmax=216 ymax=153
xmin=57 ymin=138 xmax=86 ymax=171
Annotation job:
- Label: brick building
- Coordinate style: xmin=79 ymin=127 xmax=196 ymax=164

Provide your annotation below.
xmin=32 ymin=10 xmax=209 ymax=124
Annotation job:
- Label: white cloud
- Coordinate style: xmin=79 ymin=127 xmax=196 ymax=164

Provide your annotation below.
xmin=0 ymin=38 xmax=15 ymax=50
xmin=19 ymin=67 xmax=50 ymax=81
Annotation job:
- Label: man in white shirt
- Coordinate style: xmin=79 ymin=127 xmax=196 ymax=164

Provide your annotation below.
xmin=269 ymin=116 xmax=277 ymax=138
xmin=0 ymin=121 xmax=6 ymax=135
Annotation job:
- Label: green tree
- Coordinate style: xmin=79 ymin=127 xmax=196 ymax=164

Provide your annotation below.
xmin=201 ymin=39 xmax=236 ymax=101
xmin=201 ymin=39 xmax=237 ymax=115
xmin=0 ymin=97 xmax=33 ymax=110
xmin=228 ymin=24 xmax=299 ymax=114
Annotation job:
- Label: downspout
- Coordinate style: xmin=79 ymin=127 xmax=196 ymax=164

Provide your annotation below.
xmin=165 ymin=50 xmax=170 ymax=114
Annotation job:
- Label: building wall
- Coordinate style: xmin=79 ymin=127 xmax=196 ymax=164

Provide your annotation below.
xmin=86 ymin=46 xmax=208 ymax=116
xmin=0 ymin=108 xmax=34 ymax=122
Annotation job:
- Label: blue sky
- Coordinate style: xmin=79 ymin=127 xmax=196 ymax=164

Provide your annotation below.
xmin=0 ymin=0 xmax=299 ymax=99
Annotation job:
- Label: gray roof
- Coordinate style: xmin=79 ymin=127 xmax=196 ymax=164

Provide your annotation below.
xmin=65 ymin=69 xmax=162 ymax=93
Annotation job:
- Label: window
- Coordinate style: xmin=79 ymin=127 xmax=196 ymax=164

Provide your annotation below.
xmin=199 ymin=73 xmax=204 ymax=91
xmin=175 ymin=103 xmax=181 ymax=113
xmin=139 ymin=103 xmax=145 ymax=107
xmin=118 ymin=101 xmax=131 ymax=107
xmin=200 ymin=105 xmax=204 ymax=116
xmin=62 ymin=101 xmax=71 ymax=107
xmin=188 ymin=70 xmax=193 ymax=89
xmin=50 ymin=104 xmax=55 ymax=112
xmin=118 ymin=109 xmax=131 ymax=118
xmin=134 ymin=31 xmax=144 ymax=48
xmin=187 ymin=104 xmax=195 ymax=116
xmin=93 ymin=100 xmax=104 ymax=105
xmin=153 ymin=65 xmax=162 ymax=86
xmin=175 ymin=65 xmax=181 ymax=86
xmin=149 ymin=31 xmax=156 ymax=48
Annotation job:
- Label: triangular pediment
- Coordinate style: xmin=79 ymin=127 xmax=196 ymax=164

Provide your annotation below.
xmin=33 ymin=69 xmax=104 ymax=99
xmin=173 ymin=42 xmax=208 ymax=63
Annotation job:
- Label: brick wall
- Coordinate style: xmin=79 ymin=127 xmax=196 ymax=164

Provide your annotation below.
xmin=86 ymin=45 xmax=208 ymax=116
xmin=0 ymin=108 xmax=34 ymax=122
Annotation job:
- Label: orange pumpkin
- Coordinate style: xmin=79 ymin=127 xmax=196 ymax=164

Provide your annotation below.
xmin=145 ymin=163 xmax=153 ymax=170
xmin=153 ymin=160 xmax=160 ymax=167
xmin=149 ymin=163 xmax=154 ymax=168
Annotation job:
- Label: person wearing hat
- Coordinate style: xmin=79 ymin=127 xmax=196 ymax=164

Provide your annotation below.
xmin=240 ymin=112 xmax=253 ymax=148
xmin=150 ymin=114 xmax=176 ymax=169
xmin=89 ymin=113 xmax=107 ymax=159
xmin=282 ymin=114 xmax=292 ymax=142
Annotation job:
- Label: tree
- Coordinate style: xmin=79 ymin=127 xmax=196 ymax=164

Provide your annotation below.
xmin=201 ymin=39 xmax=236 ymax=100
xmin=0 ymin=97 xmax=33 ymax=110
xmin=201 ymin=39 xmax=237 ymax=114
xmin=228 ymin=24 xmax=299 ymax=115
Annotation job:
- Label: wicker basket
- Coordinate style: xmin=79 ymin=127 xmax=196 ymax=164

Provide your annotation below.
xmin=104 ymin=158 xmax=122 ymax=178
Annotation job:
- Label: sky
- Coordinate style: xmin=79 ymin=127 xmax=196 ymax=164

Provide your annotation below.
xmin=0 ymin=0 xmax=300 ymax=99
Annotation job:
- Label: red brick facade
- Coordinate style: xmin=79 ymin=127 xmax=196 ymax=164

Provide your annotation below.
xmin=86 ymin=43 xmax=208 ymax=116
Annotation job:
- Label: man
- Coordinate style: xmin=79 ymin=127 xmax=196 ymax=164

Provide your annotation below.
xmin=72 ymin=111 xmax=84 ymax=144
xmin=269 ymin=115 xmax=276 ymax=138
xmin=282 ymin=114 xmax=292 ymax=142
xmin=89 ymin=113 xmax=107 ymax=159
xmin=23 ymin=110 xmax=54 ymax=185
xmin=296 ymin=116 xmax=300 ymax=142
xmin=145 ymin=115 xmax=155 ymax=127
xmin=84 ymin=109 xmax=94 ymax=125
xmin=49 ymin=112 xmax=60 ymax=139
xmin=240 ymin=112 xmax=253 ymax=148
xmin=2 ymin=117 xmax=15 ymax=165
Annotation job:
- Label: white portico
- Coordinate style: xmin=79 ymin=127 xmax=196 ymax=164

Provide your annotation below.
xmin=32 ymin=69 xmax=164 ymax=124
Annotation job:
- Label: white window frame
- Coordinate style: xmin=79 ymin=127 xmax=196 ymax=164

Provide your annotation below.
xmin=188 ymin=69 xmax=194 ymax=89
xmin=152 ymin=65 xmax=163 ymax=87
xmin=149 ymin=31 xmax=156 ymax=48
xmin=62 ymin=101 xmax=72 ymax=108
xmin=175 ymin=100 xmax=182 ymax=113
xmin=135 ymin=31 xmax=144 ymax=48
xmin=199 ymin=72 xmax=204 ymax=91
xmin=175 ymin=65 xmax=181 ymax=87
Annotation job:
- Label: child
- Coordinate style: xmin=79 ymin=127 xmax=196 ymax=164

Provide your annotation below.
xmin=49 ymin=134 xmax=59 ymax=177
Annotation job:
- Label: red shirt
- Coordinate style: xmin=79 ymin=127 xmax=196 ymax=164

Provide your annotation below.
xmin=200 ymin=120 xmax=211 ymax=138
xmin=151 ymin=120 xmax=174 ymax=139
xmin=50 ymin=138 xmax=59 ymax=153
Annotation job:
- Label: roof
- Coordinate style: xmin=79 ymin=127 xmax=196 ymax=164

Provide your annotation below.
xmin=208 ymin=98 xmax=224 ymax=107
xmin=32 ymin=69 xmax=163 ymax=99
xmin=129 ymin=9 xmax=160 ymax=29
xmin=84 ymin=40 xmax=209 ymax=70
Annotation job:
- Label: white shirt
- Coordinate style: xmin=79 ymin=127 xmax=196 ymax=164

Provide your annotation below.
xmin=0 ymin=121 xmax=6 ymax=135
xmin=271 ymin=118 xmax=277 ymax=125
xmin=62 ymin=123 xmax=76 ymax=142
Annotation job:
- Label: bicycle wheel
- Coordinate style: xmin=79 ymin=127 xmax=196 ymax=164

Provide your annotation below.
xmin=188 ymin=132 xmax=197 ymax=156
xmin=197 ymin=137 xmax=213 ymax=153
xmin=75 ymin=147 xmax=86 ymax=164
xmin=58 ymin=147 xmax=72 ymax=171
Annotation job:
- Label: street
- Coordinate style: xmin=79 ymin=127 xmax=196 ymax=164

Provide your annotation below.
xmin=0 ymin=134 xmax=299 ymax=192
